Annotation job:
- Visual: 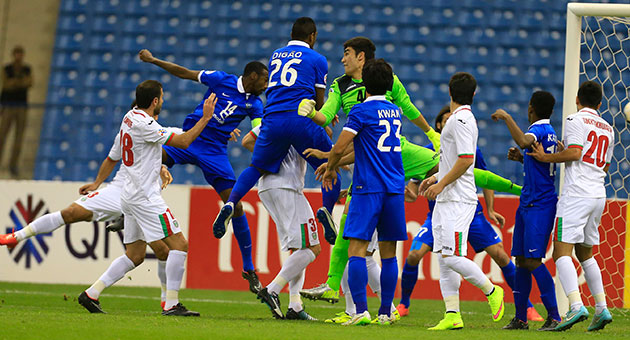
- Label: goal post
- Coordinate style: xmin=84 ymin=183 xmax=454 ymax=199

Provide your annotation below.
xmin=559 ymin=2 xmax=630 ymax=314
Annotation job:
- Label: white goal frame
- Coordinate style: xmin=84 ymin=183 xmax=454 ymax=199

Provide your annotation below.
xmin=558 ymin=2 xmax=630 ymax=314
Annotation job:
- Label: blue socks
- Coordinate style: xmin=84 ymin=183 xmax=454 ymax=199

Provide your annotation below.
xmin=231 ymin=214 xmax=254 ymax=272
xmin=502 ymin=261 xmax=533 ymax=308
xmin=227 ymin=166 xmax=262 ymax=204
xmin=514 ymin=266 xmax=532 ymax=322
xmin=532 ymin=264 xmax=561 ymax=321
xmin=348 ymin=256 xmax=368 ymax=314
xmin=399 ymin=261 xmax=418 ymax=308
xmin=321 ymin=171 xmax=341 ymax=213
xmin=379 ymin=257 xmax=398 ymax=316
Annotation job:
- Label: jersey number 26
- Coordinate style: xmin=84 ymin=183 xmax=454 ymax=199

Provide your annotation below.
xmin=268 ymin=59 xmax=302 ymax=87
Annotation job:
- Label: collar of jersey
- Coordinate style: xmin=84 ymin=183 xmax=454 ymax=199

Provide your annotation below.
xmin=364 ymin=95 xmax=387 ymax=102
xmin=578 ymin=107 xmax=599 ymax=116
xmin=287 ymin=40 xmax=310 ymax=48
xmin=131 ymin=107 xmax=149 ymax=117
xmin=237 ymin=76 xmax=245 ymax=94
xmin=452 ymin=105 xmax=471 ymax=115
xmin=529 ymin=118 xmax=550 ymax=127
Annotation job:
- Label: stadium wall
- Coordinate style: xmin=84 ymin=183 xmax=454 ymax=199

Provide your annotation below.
xmin=1 ymin=180 xmax=627 ymax=307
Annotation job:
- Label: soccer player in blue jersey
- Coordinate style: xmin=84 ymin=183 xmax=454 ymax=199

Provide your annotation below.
xmin=213 ymin=17 xmax=341 ymax=246
xmin=397 ymin=105 xmax=544 ymax=322
xmin=321 ymin=58 xmax=406 ymax=326
xmin=491 ymin=91 xmax=562 ymax=331
xmin=139 ymin=49 xmax=268 ymax=293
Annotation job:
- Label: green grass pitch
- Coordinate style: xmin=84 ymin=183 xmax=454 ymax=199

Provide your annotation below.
xmin=0 ymin=281 xmax=627 ymax=339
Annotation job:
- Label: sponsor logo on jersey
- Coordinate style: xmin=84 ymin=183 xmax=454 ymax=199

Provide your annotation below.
xmin=158 ymin=128 xmax=168 ymax=136
xmin=6 ymin=195 xmax=52 ymax=268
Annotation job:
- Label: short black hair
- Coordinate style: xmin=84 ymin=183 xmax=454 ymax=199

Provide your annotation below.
xmin=291 ymin=17 xmax=317 ymax=41
xmin=362 ymin=58 xmax=393 ymax=96
xmin=578 ymin=80 xmax=602 ymax=109
xmin=343 ymin=37 xmax=376 ymax=60
xmin=448 ymin=72 xmax=476 ymax=105
xmin=243 ymin=61 xmax=268 ymax=77
xmin=435 ymin=105 xmax=451 ymax=132
xmin=135 ymin=80 xmax=162 ymax=109
xmin=529 ymin=91 xmax=555 ymax=119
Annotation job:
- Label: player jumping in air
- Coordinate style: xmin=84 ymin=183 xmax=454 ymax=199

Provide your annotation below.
xmin=420 ymin=72 xmax=504 ymax=330
xmin=322 ymin=59 xmax=407 ymax=326
xmin=396 ymin=105 xmax=543 ymax=323
xmin=213 ymin=17 xmax=341 ymax=246
xmin=139 ymin=49 xmax=268 ymax=293
xmin=492 ymin=91 xmax=563 ymax=331
xmin=528 ymin=81 xmax=614 ymax=332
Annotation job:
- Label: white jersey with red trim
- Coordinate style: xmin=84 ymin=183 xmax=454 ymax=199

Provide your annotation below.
xmin=249 ymin=125 xmax=306 ymax=192
xmin=436 ymin=105 xmax=478 ymax=204
xmin=115 ymin=108 xmax=175 ymax=203
xmin=562 ymin=108 xmax=614 ymax=198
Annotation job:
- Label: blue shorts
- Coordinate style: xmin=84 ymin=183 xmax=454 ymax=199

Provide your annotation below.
xmin=163 ymin=139 xmax=235 ymax=193
xmin=410 ymin=209 xmax=501 ymax=253
xmin=512 ymin=201 xmax=557 ymax=258
xmin=251 ymin=111 xmax=332 ymax=173
xmin=344 ymin=193 xmax=408 ymax=242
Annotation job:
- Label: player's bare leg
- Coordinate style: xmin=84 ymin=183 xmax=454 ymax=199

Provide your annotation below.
xmin=217 ymin=187 xmax=260 ymax=294
xmin=1 ymin=203 xmax=93 ymax=248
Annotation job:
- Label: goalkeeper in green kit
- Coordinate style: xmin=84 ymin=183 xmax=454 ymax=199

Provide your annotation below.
xmin=297 ymin=37 xmax=521 ymax=310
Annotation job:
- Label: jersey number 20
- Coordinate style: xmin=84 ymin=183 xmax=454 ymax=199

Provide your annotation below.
xmin=268 ymin=59 xmax=302 ymax=87
xmin=583 ymin=131 xmax=609 ymax=168
xmin=377 ymin=119 xmax=402 ymax=152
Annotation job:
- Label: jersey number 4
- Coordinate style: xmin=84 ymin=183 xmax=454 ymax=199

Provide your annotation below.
xmin=120 ymin=131 xmax=134 ymax=166
xmin=268 ymin=58 xmax=302 ymax=87
xmin=583 ymin=131 xmax=609 ymax=167
xmin=377 ymin=119 xmax=402 ymax=152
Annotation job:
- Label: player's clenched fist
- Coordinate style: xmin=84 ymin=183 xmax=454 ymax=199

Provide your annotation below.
xmin=138 ymin=49 xmax=155 ymax=63
xmin=491 ymin=109 xmax=510 ymax=121
xmin=507 ymin=147 xmax=523 ymax=163
xmin=202 ymin=93 xmax=218 ymax=120
xmin=297 ymin=99 xmax=316 ymax=118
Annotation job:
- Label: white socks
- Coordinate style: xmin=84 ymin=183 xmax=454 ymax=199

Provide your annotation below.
xmin=15 ymin=211 xmax=65 ymax=241
xmin=341 ymin=263 xmax=355 ymax=315
xmin=86 ymin=255 xmax=135 ymax=299
xmin=581 ymin=257 xmax=607 ymax=314
xmin=438 ymin=256 xmax=462 ymax=312
xmin=165 ymin=250 xmax=187 ymax=310
xmin=267 ymin=248 xmax=316 ymax=295
xmin=442 ymin=255 xmax=494 ymax=295
xmin=556 ymin=256 xmax=583 ymax=311
xmin=288 ymin=269 xmax=305 ymax=312
xmin=366 ymin=256 xmax=381 ymax=293
xmin=158 ymin=260 xmax=167 ymax=303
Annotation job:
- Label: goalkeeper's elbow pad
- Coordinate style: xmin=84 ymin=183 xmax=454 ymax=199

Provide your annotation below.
xmin=298 ymin=99 xmax=316 ymax=119
xmin=426 ymin=127 xmax=441 ymax=152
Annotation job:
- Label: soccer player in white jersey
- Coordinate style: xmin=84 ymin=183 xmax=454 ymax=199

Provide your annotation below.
xmin=241 ymin=125 xmax=321 ymax=320
xmin=528 ymin=81 xmax=614 ymax=331
xmin=419 ymin=72 xmax=504 ymax=330
xmin=79 ymin=80 xmax=217 ymax=316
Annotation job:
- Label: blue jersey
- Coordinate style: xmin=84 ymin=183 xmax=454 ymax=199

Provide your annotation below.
xmin=264 ymin=40 xmax=328 ymax=114
xmin=182 ymin=70 xmax=263 ymax=150
xmin=521 ymin=119 xmax=558 ymax=206
xmin=344 ymin=96 xmax=404 ymax=194
xmin=424 ymin=143 xmax=487 ymax=218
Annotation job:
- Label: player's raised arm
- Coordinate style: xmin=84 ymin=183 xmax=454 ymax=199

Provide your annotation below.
xmin=139 ymin=49 xmax=200 ymax=81
xmin=167 ymin=94 xmax=217 ymax=148
xmin=491 ymin=109 xmax=535 ymax=149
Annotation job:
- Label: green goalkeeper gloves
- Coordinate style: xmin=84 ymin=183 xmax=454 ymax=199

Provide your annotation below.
xmin=298 ymin=99 xmax=316 ymax=119
xmin=425 ymin=127 xmax=441 ymax=152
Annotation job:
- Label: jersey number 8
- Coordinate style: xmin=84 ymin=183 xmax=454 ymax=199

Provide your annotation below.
xmin=268 ymin=58 xmax=302 ymax=87
xmin=120 ymin=131 xmax=134 ymax=166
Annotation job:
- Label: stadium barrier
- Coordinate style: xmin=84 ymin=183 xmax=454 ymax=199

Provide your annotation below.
xmin=2 ymin=180 xmax=627 ymax=307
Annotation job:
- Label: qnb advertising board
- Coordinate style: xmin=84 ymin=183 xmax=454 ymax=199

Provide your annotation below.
xmin=0 ymin=180 xmax=190 ymax=287
xmin=2 ymin=181 xmax=628 ymax=307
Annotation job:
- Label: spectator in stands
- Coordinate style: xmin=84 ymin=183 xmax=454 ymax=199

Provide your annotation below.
xmin=0 ymin=45 xmax=32 ymax=177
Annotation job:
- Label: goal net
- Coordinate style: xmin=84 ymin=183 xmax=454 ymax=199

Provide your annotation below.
xmin=561 ymin=3 xmax=630 ymax=313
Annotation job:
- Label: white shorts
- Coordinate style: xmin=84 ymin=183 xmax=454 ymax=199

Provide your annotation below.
xmin=121 ymin=198 xmax=181 ymax=244
xmin=432 ymin=201 xmax=476 ymax=256
xmin=74 ymin=184 xmax=123 ymax=222
xmin=259 ymin=188 xmax=319 ymax=251
xmin=554 ymin=196 xmax=606 ymax=246
xmin=367 ymin=231 xmax=378 ymax=253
